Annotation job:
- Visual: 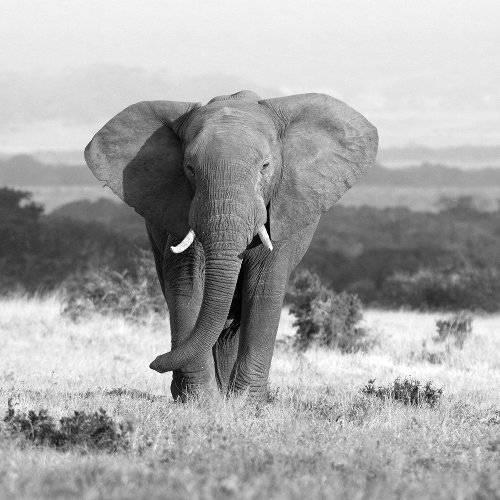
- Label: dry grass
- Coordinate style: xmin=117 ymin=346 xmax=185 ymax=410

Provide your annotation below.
xmin=1 ymin=296 xmax=499 ymax=499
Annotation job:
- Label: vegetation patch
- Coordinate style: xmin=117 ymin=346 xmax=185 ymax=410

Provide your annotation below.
xmin=435 ymin=312 xmax=473 ymax=349
xmin=361 ymin=377 xmax=443 ymax=407
xmin=414 ymin=347 xmax=446 ymax=365
xmin=3 ymin=400 xmax=133 ymax=452
xmin=381 ymin=268 xmax=500 ymax=312
xmin=61 ymin=252 xmax=165 ymax=322
xmin=3 ymin=187 xmax=500 ymax=312
xmin=105 ymin=387 xmax=161 ymax=402
xmin=0 ymin=299 xmax=498 ymax=500
xmin=485 ymin=410 xmax=500 ymax=426
xmin=288 ymin=270 xmax=375 ymax=352
xmin=0 ymin=187 xmax=140 ymax=295
xmin=409 ymin=313 xmax=474 ymax=364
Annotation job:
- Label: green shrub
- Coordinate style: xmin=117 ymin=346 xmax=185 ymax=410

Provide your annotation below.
xmin=3 ymin=399 xmax=132 ymax=452
xmin=287 ymin=270 xmax=373 ymax=352
xmin=435 ymin=312 xmax=473 ymax=349
xmin=61 ymin=251 xmax=165 ymax=321
xmin=380 ymin=268 xmax=500 ymax=312
xmin=361 ymin=377 xmax=443 ymax=407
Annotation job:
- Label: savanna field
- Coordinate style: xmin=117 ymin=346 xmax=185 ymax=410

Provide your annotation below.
xmin=2 ymin=2 xmax=500 ymax=499
xmin=1 ymin=296 xmax=499 ymax=500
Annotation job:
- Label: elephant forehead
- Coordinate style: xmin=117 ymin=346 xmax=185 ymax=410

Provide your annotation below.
xmin=186 ymin=101 xmax=275 ymax=139
xmin=188 ymin=126 xmax=269 ymax=162
xmin=207 ymin=90 xmax=261 ymax=103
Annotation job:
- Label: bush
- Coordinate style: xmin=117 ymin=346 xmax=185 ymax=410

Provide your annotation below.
xmin=361 ymin=377 xmax=443 ymax=407
xmin=435 ymin=312 xmax=473 ymax=349
xmin=3 ymin=399 xmax=133 ymax=452
xmin=380 ymin=268 xmax=500 ymax=312
xmin=61 ymin=251 xmax=165 ymax=321
xmin=287 ymin=271 xmax=372 ymax=352
xmin=4 ymin=188 xmax=500 ymax=314
xmin=0 ymin=187 xmax=143 ymax=295
xmin=410 ymin=343 xmax=446 ymax=365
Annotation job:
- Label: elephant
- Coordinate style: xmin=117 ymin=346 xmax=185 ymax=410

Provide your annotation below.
xmin=84 ymin=90 xmax=378 ymax=401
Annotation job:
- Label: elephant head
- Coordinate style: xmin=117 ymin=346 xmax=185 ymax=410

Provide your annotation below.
xmin=84 ymin=91 xmax=377 ymax=373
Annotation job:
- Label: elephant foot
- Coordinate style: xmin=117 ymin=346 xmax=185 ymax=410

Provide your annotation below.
xmin=227 ymin=356 xmax=271 ymax=402
xmin=227 ymin=371 xmax=270 ymax=401
xmin=227 ymin=383 xmax=269 ymax=402
xmin=170 ymin=355 xmax=218 ymax=402
xmin=170 ymin=377 xmax=218 ymax=402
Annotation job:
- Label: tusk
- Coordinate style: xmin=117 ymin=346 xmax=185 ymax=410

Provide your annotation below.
xmin=170 ymin=229 xmax=195 ymax=254
xmin=258 ymin=225 xmax=273 ymax=251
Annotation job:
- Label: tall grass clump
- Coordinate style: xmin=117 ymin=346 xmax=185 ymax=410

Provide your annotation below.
xmin=434 ymin=312 xmax=473 ymax=349
xmin=3 ymin=400 xmax=133 ymax=452
xmin=287 ymin=270 xmax=374 ymax=352
xmin=410 ymin=312 xmax=474 ymax=364
xmin=362 ymin=377 xmax=443 ymax=407
xmin=61 ymin=251 xmax=165 ymax=321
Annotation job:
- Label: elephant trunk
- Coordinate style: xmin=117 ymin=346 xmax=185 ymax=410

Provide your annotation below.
xmin=149 ymin=176 xmax=266 ymax=374
xmin=150 ymin=238 xmax=243 ymax=373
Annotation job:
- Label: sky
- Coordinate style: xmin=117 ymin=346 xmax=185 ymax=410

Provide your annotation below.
xmin=1 ymin=0 xmax=499 ymax=152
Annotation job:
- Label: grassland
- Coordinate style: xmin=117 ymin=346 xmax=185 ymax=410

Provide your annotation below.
xmin=1 ymin=296 xmax=499 ymax=499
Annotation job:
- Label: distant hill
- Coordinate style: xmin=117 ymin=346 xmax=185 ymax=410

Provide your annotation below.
xmin=0 ymin=155 xmax=95 ymax=186
xmin=2 ymin=153 xmax=500 ymax=188
xmin=50 ymin=198 xmax=135 ymax=224
xmin=361 ymin=163 xmax=500 ymax=187
xmin=378 ymin=146 xmax=500 ymax=168
xmin=32 ymin=150 xmax=85 ymax=166
xmin=11 ymin=145 xmax=500 ymax=169
xmin=49 ymin=198 xmax=145 ymax=239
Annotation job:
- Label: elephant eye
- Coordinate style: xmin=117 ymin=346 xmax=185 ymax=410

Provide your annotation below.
xmin=261 ymin=161 xmax=270 ymax=172
xmin=185 ymin=164 xmax=195 ymax=177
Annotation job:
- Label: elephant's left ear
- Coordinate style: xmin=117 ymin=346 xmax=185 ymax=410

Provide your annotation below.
xmin=260 ymin=94 xmax=378 ymax=240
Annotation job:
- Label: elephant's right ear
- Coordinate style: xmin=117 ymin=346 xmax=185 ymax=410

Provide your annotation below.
xmin=84 ymin=100 xmax=200 ymax=236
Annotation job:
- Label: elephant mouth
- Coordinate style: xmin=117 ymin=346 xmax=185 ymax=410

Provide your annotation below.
xmin=171 ymin=225 xmax=273 ymax=254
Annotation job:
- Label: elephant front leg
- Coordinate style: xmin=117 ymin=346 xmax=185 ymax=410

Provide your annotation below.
xmin=162 ymin=236 xmax=217 ymax=401
xmin=229 ymin=223 xmax=318 ymax=400
xmin=228 ymin=248 xmax=291 ymax=399
xmin=229 ymin=291 xmax=284 ymax=399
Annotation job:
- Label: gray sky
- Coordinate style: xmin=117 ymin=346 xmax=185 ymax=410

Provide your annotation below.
xmin=1 ymin=0 xmax=499 ymax=151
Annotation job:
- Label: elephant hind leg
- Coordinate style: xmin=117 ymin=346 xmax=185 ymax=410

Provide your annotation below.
xmin=213 ymin=320 xmax=240 ymax=393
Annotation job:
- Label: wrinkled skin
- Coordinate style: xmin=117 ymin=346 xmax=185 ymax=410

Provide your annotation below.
xmin=84 ymin=91 xmax=378 ymax=401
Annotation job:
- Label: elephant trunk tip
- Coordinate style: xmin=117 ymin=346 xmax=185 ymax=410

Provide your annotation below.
xmin=149 ymin=350 xmax=192 ymax=374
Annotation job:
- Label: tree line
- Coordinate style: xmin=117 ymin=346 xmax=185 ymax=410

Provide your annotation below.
xmin=2 ymin=187 xmax=500 ymax=311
